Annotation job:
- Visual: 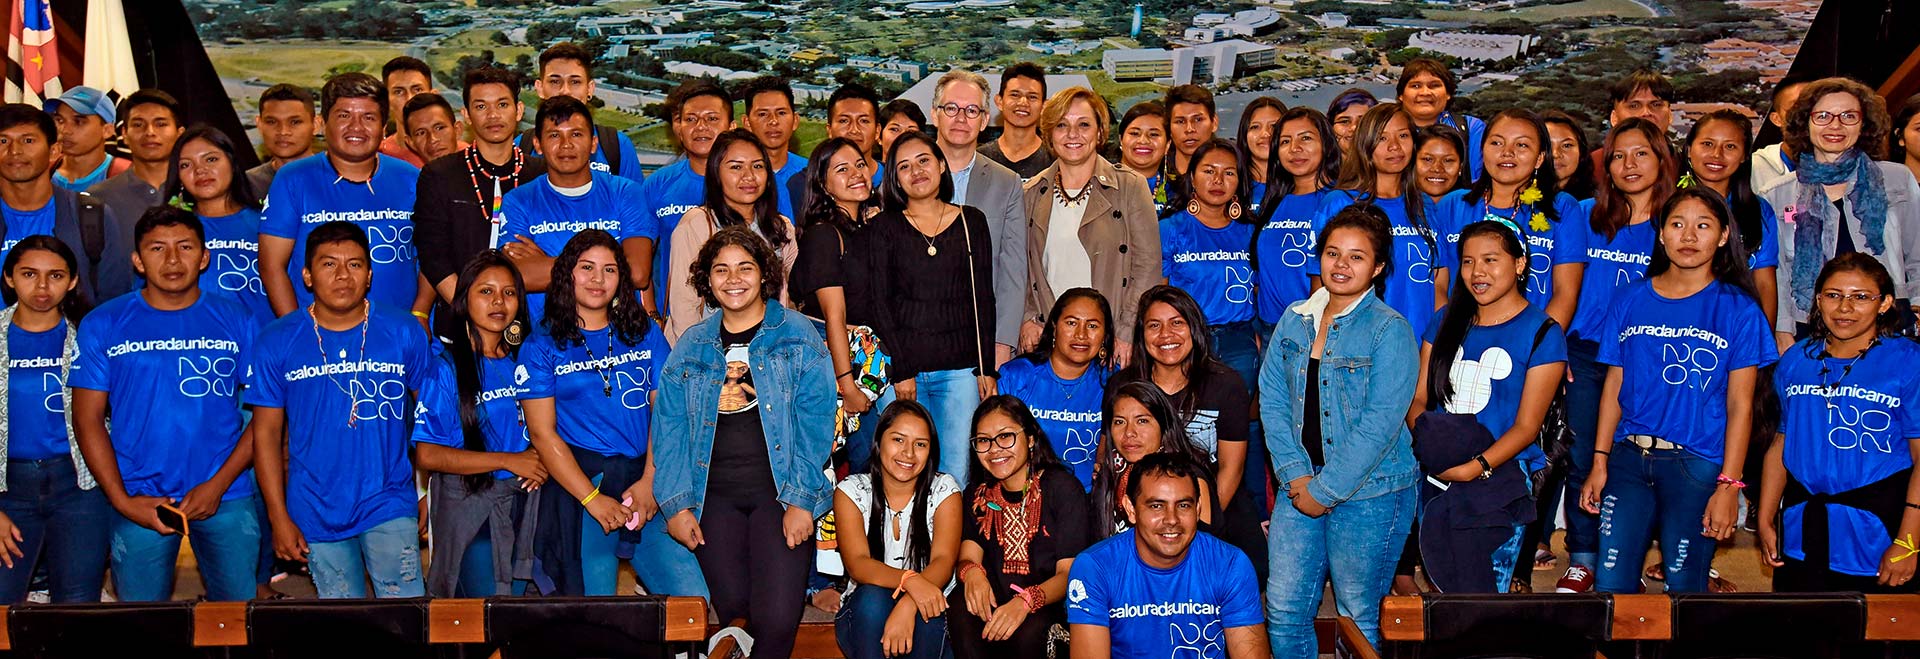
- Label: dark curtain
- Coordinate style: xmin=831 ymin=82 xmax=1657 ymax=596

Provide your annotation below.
xmin=1756 ymin=0 xmax=1919 ymax=149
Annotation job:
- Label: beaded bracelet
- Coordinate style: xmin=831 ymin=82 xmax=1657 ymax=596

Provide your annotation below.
xmin=1716 ymin=474 xmax=1746 ymax=489
xmin=957 ymin=561 xmax=984 ymax=583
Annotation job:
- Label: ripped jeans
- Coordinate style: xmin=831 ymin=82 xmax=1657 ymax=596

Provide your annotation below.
xmin=1594 ymin=446 xmax=1719 ymax=593
xmin=307 ymin=516 xmax=425 ymax=598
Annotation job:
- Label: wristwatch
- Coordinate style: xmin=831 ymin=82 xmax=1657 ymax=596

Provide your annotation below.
xmin=1474 ymin=455 xmax=1493 ymax=480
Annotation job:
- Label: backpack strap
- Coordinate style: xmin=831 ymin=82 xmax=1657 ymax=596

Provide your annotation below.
xmin=598 ymin=126 xmax=622 ymax=176
xmin=1529 ymin=317 xmax=1556 ymax=360
xmin=76 ymin=192 xmax=106 ymax=271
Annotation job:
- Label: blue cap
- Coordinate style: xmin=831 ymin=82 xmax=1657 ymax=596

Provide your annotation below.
xmin=44 ymin=86 xmax=115 ymax=124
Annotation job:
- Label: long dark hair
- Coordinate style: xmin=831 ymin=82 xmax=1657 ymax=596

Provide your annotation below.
xmin=1425 ymin=221 xmax=1527 ymax=410
xmin=1804 ymin=252 xmax=1901 ymax=346
xmin=543 ymin=229 xmax=653 ymax=348
xmin=1088 ymin=382 xmax=1213 ymax=539
xmin=798 ymin=137 xmax=870 ymax=234
xmin=1318 ymin=204 xmax=1395 ymax=298
xmin=1337 ymin=102 xmax=1431 ymax=246
xmin=1681 ymin=110 xmax=1764 ymax=254
xmin=1119 ymin=285 xmax=1228 ymax=424
xmin=881 ymin=130 xmax=954 ymax=212
xmin=1257 ymin=107 xmax=1340 ymax=214
xmin=448 ymin=250 xmax=531 ymax=493
xmin=1464 ymin=109 xmax=1563 ymax=225
xmin=865 ymin=400 xmax=941 ymax=572
xmin=703 ymin=128 xmax=790 ymax=250
xmin=1590 ymin=118 xmax=1676 ymax=240
xmin=1024 ymin=287 xmax=1115 ymax=366
xmin=1236 ymin=96 xmax=1286 ymax=177
xmin=965 ymin=394 xmax=1068 ymax=493
xmin=1540 ymin=110 xmax=1595 ymax=201
xmin=1166 ymin=138 xmax=1252 ymax=222
xmin=1 ymin=235 xmax=89 ymax=320
xmin=162 ymin=125 xmax=261 ymax=214
xmin=1648 ymin=187 xmax=1760 ymax=305
xmin=1414 ymin=122 xmax=1472 ymax=200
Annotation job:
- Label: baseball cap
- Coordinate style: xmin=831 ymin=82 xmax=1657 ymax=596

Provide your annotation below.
xmin=44 ymin=86 xmax=116 ymax=124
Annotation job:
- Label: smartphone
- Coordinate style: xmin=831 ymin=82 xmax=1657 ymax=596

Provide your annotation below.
xmin=156 ymin=503 xmax=188 ymax=536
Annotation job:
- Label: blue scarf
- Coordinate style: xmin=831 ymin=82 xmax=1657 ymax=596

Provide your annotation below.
xmin=1791 ymin=149 xmax=1888 ymax=311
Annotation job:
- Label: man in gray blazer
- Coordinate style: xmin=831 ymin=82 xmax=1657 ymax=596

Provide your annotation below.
xmin=930 ymin=70 xmax=1026 ymax=369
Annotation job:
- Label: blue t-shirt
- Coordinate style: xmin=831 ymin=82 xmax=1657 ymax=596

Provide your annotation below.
xmin=71 ymin=292 xmax=260 ymax=501
xmin=1254 ymin=191 xmax=1326 ymax=323
xmin=1066 ymin=530 xmax=1263 ymax=658
xmin=1745 ymin=196 xmax=1781 ymax=271
xmin=772 ymin=153 xmax=807 ymax=221
xmin=1311 ymin=191 xmax=1440 ymax=333
xmin=518 ymin=324 xmax=668 ymax=458
xmin=1435 ymin=190 xmax=1590 ymax=312
xmin=640 ymin=160 xmax=707 ymax=310
xmin=997 ymin=357 xmax=1107 ymax=489
xmin=245 ymin=303 xmax=432 ymax=542
xmin=1247 ymin=181 xmax=1267 ymax=217
xmin=260 ymin=154 xmax=423 ymax=311
xmin=1569 ymin=205 xmax=1655 ymax=341
xmin=1160 ymin=211 xmax=1255 ymax=325
xmin=201 ymin=208 xmax=272 ymax=322
xmin=497 ymin=171 xmax=655 ymax=324
xmin=1774 ymin=338 xmax=1920 ymax=576
xmin=6 ymin=323 xmax=69 ymax=460
xmin=516 ymin=130 xmax=644 ymax=184
xmin=2 ymin=198 xmax=57 ymax=263
xmin=413 ymin=351 xmax=530 ymax=481
xmin=1421 ymin=304 xmax=1566 ymax=472
xmin=1595 ymin=279 xmax=1777 ymax=461
xmin=1438 ymin=112 xmax=1488 ymax=179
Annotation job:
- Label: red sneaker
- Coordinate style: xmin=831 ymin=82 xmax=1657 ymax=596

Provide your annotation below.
xmin=1555 ymin=564 xmax=1595 ymax=593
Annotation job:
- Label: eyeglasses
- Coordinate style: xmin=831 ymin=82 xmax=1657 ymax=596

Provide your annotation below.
xmin=971 ymin=430 xmax=1020 ymax=453
xmin=675 ymin=113 xmax=726 ymax=128
xmin=1818 ymin=291 xmax=1884 ymax=304
xmin=936 ymin=103 xmax=986 ymax=119
xmin=1811 ymin=111 xmax=1863 ymax=127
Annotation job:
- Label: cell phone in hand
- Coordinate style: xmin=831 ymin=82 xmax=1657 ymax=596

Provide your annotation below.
xmin=155 ymin=503 xmax=188 ymax=536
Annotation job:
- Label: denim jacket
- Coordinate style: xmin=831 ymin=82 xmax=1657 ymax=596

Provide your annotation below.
xmin=1259 ymin=288 xmax=1419 ymax=506
xmin=653 ymin=303 xmax=838 ymax=519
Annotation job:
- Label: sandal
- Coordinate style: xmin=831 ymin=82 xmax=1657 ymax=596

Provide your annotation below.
xmin=1533 ymin=548 xmax=1557 ymax=571
xmin=1644 ymin=563 xmax=1666 ymax=582
xmin=1708 ymin=570 xmax=1738 ymax=593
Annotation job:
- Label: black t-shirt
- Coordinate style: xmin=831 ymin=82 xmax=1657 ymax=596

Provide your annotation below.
xmin=1111 ymin=362 xmax=1251 ymax=465
xmin=1834 ymin=198 xmax=1857 ymax=255
xmin=961 ymin=469 xmax=1090 ymax=601
xmin=789 ymin=222 xmax=880 ymax=330
xmin=1304 ymin=358 xmax=1325 ymax=467
xmin=709 ymin=321 xmax=777 ymax=500
xmin=979 ymin=139 xmax=1054 ymax=180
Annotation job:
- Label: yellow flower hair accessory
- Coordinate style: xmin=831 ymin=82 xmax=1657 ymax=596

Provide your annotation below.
xmin=1530 ymin=211 xmax=1549 ymax=233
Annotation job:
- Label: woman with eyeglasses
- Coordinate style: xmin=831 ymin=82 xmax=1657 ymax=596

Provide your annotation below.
xmin=1754 ymin=77 xmax=1920 ymax=347
xmin=1760 ymin=253 xmax=1920 ymax=593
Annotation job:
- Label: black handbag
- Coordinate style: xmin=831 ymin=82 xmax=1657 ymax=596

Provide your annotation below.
xmin=1528 ymin=319 xmax=1574 ymax=494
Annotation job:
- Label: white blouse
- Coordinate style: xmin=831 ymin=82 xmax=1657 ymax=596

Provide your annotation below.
xmin=837 ymin=472 xmax=961 ymax=595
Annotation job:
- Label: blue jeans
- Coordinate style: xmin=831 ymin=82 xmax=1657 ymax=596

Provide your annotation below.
xmin=1266 ymin=482 xmax=1415 ymax=659
xmin=111 ymin=493 xmax=260 ymax=602
xmin=307 ymin=516 xmax=425 ymax=598
xmin=1595 ymin=447 xmax=1719 ymax=594
xmin=914 ymin=368 xmax=980 ymax=490
xmin=0 ymin=459 xmax=109 ymax=603
xmin=580 ymin=474 xmax=709 ymax=597
xmin=836 ymin=584 xmax=951 ymax=659
xmin=1213 ymin=321 xmax=1269 ymax=512
xmin=1562 ymin=337 xmax=1604 ymax=568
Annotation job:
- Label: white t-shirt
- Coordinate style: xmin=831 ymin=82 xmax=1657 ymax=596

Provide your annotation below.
xmin=837 ymin=472 xmax=961 ymax=595
xmin=1043 ymin=192 xmax=1093 ymax=294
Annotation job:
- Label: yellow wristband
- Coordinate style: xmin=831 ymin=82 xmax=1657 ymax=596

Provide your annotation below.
xmin=410 ymin=310 xmax=430 ymax=320
xmin=580 ymin=487 xmax=600 ymax=506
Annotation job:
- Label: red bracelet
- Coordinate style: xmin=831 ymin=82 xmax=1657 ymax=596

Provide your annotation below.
xmin=1716 ymin=474 xmax=1746 ymax=489
xmin=1010 ymin=584 xmax=1046 ymax=613
xmin=958 ymin=561 xmax=984 ymax=583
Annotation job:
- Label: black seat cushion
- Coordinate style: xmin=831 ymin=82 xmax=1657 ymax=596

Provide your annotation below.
xmin=10 ymin=601 xmax=203 ymax=659
xmin=1406 ymin=593 xmax=1611 ymax=659
xmin=1666 ymin=592 xmax=1867 ymax=659
xmin=248 ymin=598 xmax=432 ymax=659
xmin=486 ymin=596 xmax=671 ymax=659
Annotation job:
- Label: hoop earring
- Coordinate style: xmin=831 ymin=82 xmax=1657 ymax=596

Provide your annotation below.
xmin=1227 ymin=198 xmax=1243 ymax=221
xmin=1186 ymin=199 xmax=1201 ymax=216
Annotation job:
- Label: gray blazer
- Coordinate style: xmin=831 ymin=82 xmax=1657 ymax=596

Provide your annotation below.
xmin=963 ymin=154 xmax=1027 ymax=349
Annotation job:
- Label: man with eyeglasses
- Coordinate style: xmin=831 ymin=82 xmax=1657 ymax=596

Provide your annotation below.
xmin=637 ymin=80 xmax=733 ymax=314
xmin=979 ymin=62 xmax=1051 ymax=180
xmin=928 ymin=69 xmax=1026 ymax=369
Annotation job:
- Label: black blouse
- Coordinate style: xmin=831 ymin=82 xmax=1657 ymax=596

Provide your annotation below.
xmin=868 ymin=205 xmax=997 ymax=381
xmin=961 ymin=469 xmax=1089 ymax=602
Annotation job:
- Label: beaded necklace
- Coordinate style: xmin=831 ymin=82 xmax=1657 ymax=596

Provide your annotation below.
xmin=466 ymin=145 xmax=525 ymax=246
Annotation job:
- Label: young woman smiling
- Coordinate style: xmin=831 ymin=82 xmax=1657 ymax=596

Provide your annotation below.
xmin=163 ymin=126 xmax=269 ymax=320
xmin=1408 ymin=220 xmax=1567 ymax=593
xmin=869 ymin=130 xmax=997 ymax=490
xmin=1237 ymin=97 xmax=1286 ymax=214
xmin=1313 ymin=102 xmax=1441 ymax=335
xmin=833 ymin=401 xmax=962 ymax=659
xmin=1683 ymin=110 xmax=1780 ymax=329
xmin=950 ymin=396 xmax=1089 ymax=659
xmin=665 ymin=128 xmax=798 ymax=343
xmin=1397 ymin=59 xmax=1486 ymax=176
xmin=1437 ymin=109 xmax=1587 ymax=333
xmin=1413 ymin=124 xmax=1469 ymax=204
xmin=999 ymin=289 xmax=1114 ymax=489
xmin=1554 ymin=118 xmax=1677 ymax=592
xmin=1542 ymin=111 xmax=1595 ymax=201
xmin=1088 ymin=381 xmax=1216 ymax=539
xmin=1160 ymin=139 xmax=1259 ymax=401
xmin=1262 ymin=204 xmax=1419 ymax=658
xmin=1760 ymin=254 xmax=1920 ymax=593
xmin=1253 ymin=107 xmax=1341 ymax=328
xmin=1019 ymin=87 xmax=1158 ymax=368
xmin=1578 ymin=188 xmax=1776 ymax=594
xmin=1755 ymin=77 xmax=1920 ymax=348
xmin=1114 ymin=101 xmax=1170 ymax=213
xmin=792 ymin=137 xmax=887 ymax=471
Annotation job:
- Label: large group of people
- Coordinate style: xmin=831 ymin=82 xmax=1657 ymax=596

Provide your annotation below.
xmin=0 ymin=41 xmax=1913 ymax=659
